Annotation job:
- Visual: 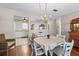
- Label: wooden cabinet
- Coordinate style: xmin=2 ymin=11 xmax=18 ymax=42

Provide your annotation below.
xmin=69 ymin=31 xmax=79 ymax=48
xmin=69 ymin=18 xmax=79 ymax=48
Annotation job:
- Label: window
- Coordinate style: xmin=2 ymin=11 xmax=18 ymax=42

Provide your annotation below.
xmin=22 ymin=23 xmax=28 ymax=30
xmin=14 ymin=16 xmax=29 ymax=38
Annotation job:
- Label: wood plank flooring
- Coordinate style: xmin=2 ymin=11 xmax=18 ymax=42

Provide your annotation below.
xmin=8 ymin=45 xmax=32 ymax=56
xmin=71 ymin=47 xmax=79 ymax=56
xmin=0 ymin=44 xmax=79 ymax=56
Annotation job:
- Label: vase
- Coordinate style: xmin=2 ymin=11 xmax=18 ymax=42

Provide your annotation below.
xmin=47 ymin=34 xmax=50 ymax=39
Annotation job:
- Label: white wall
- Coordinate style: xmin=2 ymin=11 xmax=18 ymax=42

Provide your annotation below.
xmin=49 ymin=19 xmax=56 ymax=36
xmin=0 ymin=7 xmax=34 ymax=39
xmin=0 ymin=7 xmax=56 ymax=39
xmin=61 ymin=11 xmax=79 ymax=34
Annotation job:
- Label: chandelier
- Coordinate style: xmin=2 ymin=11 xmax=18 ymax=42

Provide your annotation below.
xmin=39 ymin=3 xmax=48 ymax=24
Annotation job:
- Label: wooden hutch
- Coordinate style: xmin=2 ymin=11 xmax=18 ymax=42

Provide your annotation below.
xmin=69 ymin=18 xmax=79 ymax=48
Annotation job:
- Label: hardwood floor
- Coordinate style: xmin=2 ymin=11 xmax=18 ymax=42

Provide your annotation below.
xmin=8 ymin=45 xmax=32 ymax=56
xmin=71 ymin=47 xmax=79 ymax=56
xmin=0 ymin=44 xmax=79 ymax=56
xmin=0 ymin=44 xmax=32 ymax=56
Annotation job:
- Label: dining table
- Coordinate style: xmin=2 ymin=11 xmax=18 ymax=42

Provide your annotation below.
xmin=34 ymin=36 xmax=65 ymax=56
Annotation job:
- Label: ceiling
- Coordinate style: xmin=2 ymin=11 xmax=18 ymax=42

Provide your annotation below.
xmin=0 ymin=3 xmax=79 ymax=19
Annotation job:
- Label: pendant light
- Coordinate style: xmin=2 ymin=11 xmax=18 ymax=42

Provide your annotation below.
xmin=39 ymin=3 xmax=48 ymax=24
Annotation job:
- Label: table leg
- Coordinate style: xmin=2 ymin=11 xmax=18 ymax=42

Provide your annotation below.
xmin=45 ymin=49 xmax=48 ymax=56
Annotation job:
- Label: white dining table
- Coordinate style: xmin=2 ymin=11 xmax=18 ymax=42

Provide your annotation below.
xmin=34 ymin=36 xmax=65 ymax=56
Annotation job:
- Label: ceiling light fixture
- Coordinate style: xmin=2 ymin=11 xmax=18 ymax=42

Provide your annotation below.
xmin=24 ymin=17 xmax=26 ymax=21
xmin=39 ymin=3 xmax=48 ymax=24
xmin=23 ymin=17 xmax=29 ymax=22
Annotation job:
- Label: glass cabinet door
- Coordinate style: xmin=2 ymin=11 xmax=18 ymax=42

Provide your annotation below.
xmin=74 ymin=24 xmax=79 ymax=31
xmin=71 ymin=23 xmax=79 ymax=31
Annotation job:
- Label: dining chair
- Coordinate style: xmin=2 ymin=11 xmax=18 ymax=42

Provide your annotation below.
xmin=33 ymin=41 xmax=45 ymax=56
xmin=48 ymin=41 xmax=64 ymax=56
xmin=63 ymin=40 xmax=74 ymax=56
xmin=49 ymin=40 xmax=74 ymax=56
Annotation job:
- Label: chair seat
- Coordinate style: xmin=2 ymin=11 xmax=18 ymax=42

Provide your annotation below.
xmin=54 ymin=46 xmax=64 ymax=56
xmin=37 ymin=48 xmax=45 ymax=56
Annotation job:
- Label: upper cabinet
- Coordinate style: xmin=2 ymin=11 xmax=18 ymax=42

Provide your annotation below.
xmin=69 ymin=18 xmax=79 ymax=48
xmin=70 ymin=18 xmax=79 ymax=31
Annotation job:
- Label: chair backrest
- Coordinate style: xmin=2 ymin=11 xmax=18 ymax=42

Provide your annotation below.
xmin=0 ymin=34 xmax=6 ymax=43
xmin=33 ymin=41 xmax=45 ymax=56
xmin=33 ymin=42 xmax=41 ymax=55
xmin=30 ymin=33 xmax=36 ymax=44
xmin=64 ymin=40 xmax=74 ymax=56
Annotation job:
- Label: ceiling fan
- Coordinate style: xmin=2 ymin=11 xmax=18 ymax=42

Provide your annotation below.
xmin=23 ymin=17 xmax=29 ymax=22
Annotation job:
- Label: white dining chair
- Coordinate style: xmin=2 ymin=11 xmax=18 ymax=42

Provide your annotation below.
xmin=49 ymin=40 xmax=74 ymax=56
xmin=33 ymin=41 xmax=45 ymax=56
xmin=48 ymin=41 xmax=64 ymax=56
xmin=64 ymin=40 xmax=74 ymax=56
